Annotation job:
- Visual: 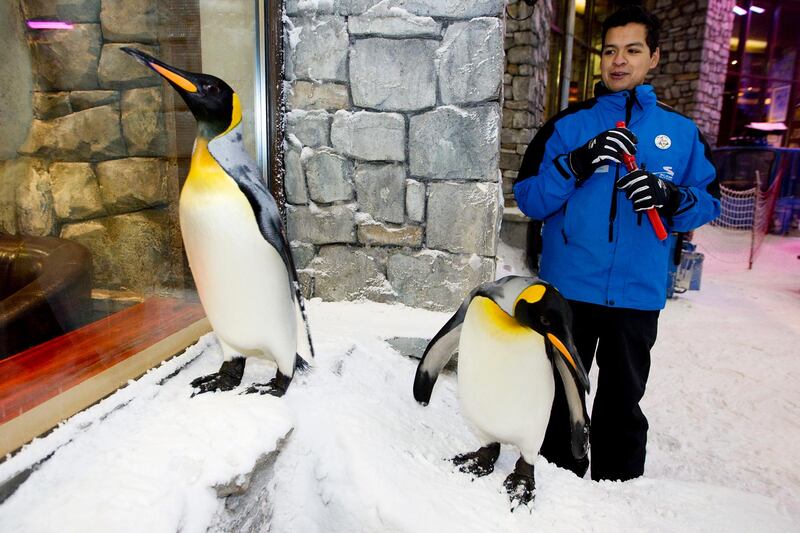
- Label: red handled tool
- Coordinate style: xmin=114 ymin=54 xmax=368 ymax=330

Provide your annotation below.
xmin=616 ymin=121 xmax=668 ymax=241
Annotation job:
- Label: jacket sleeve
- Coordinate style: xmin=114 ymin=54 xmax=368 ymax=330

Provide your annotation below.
xmin=667 ymin=126 xmax=721 ymax=232
xmin=513 ymin=118 xmax=579 ymax=220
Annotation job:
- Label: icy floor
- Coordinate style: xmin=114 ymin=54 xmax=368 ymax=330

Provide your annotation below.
xmin=0 ymin=234 xmax=798 ymax=532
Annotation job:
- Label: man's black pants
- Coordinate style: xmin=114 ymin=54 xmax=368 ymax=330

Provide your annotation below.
xmin=540 ymin=300 xmax=660 ymax=481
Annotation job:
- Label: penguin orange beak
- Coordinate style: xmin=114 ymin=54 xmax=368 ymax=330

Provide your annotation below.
xmin=547 ymin=333 xmax=590 ymax=391
xmin=121 ymin=47 xmax=198 ymax=94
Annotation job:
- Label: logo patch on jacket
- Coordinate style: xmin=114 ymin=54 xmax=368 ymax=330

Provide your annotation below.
xmin=655 ymin=166 xmax=675 ymax=181
xmin=654 ymin=135 xmax=671 ymax=149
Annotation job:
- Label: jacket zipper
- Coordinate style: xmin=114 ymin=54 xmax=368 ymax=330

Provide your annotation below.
xmin=561 ymin=202 xmax=569 ymax=244
xmin=609 ymin=165 xmax=618 ymax=242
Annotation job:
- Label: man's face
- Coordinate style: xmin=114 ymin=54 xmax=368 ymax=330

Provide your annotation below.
xmin=600 ymin=22 xmax=660 ymax=92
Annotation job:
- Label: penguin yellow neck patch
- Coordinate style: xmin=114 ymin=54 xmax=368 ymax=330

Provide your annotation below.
xmin=184 ymin=138 xmax=238 ymax=194
xmin=151 ymin=63 xmax=197 ymax=93
xmin=472 ymin=296 xmax=529 ymax=334
xmin=515 ymin=285 xmax=546 ymax=307
xmin=220 ymin=93 xmax=243 ymax=137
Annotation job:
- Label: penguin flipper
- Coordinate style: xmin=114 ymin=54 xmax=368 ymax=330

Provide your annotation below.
xmin=413 ymin=290 xmax=477 ymax=405
xmin=548 ymin=343 xmax=591 ymax=460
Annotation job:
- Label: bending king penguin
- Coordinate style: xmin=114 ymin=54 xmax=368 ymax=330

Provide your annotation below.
xmin=122 ymin=48 xmax=314 ymax=397
xmin=414 ymin=276 xmax=590 ymax=509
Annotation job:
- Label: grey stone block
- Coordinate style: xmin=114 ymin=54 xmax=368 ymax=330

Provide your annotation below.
xmin=69 ymin=90 xmax=119 ymax=111
xmin=350 ymin=38 xmax=437 ymax=111
xmin=426 ymin=181 xmax=502 ymax=256
xmin=100 ymin=0 xmax=158 ymax=43
xmin=304 ymin=148 xmax=354 ymax=203
xmin=29 ymin=24 xmax=101 ymax=91
xmin=290 ymin=241 xmax=316 ymax=269
xmin=331 ymin=111 xmax=405 ymax=161
xmin=95 ymin=158 xmax=168 ymax=214
xmin=288 ymin=16 xmax=348 ymax=82
xmin=335 ymin=0 xmax=503 ymax=17
xmin=405 ymin=179 xmax=425 ymax=222
xmin=438 ymin=18 xmax=504 ymax=105
xmin=121 ymin=87 xmax=167 ymax=156
xmin=22 ymin=0 xmax=100 ymax=22
xmin=18 ymin=104 xmax=126 ymax=161
xmin=32 ymin=92 xmax=71 ymax=120
xmin=287 ymin=204 xmax=357 ymax=244
xmin=288 ymin=81 xmax=349 ymax=110
xmin=286 ymin=110 xmax=331 ymax=148
xmin=284 ymin=147 xmax=308 ymax=204
xmin=0 ymin=158 xmax=39 ymax=234
xmin=311 ymin=245 xmax=396 ymax=303
xmin=61 ymin=209 xmax=171 ymax=292
xmin=348 ymin=12 xmax=441 ymax=38
xmin=98 ymin=44 xmax=161 ymax=90
xmin=15 ymin=161 xmax=54 ymax=236
xmin=409 ymin=104 xmax=500 ymax=180
xmin=388 ymin=250 xmax=494 ymax=311
xmin=353 ymin=163 xmax=405 ymax=223
xmin=50 ymin=162 xmax=106 ymax=221
xmin=357 ymin=222 xmax=422 ymax=247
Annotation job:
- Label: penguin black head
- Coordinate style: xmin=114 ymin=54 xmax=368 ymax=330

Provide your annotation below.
xmin=121 ymin=47 xmax=239 ymax=140
xmin=511 ymin=281 xmax=590 ymax=391
xmin=512 ymin=282 xmax=572 ymax=342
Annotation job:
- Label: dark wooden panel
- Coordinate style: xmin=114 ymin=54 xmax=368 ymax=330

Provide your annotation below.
xmin=0 ymin=297 xmax=205 ymax=424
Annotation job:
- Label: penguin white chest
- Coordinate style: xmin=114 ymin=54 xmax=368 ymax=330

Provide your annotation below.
xmin=457 ymin=297 xmax=555 ymax=456
xmin=178 ymin=167 xmax=295 ymax=365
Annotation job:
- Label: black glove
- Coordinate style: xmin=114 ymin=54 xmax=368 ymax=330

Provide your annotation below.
xmin=568 ymin=127 xmax=638 ymax=182
xmin=616 ymin=169 xmax=681 ymax=214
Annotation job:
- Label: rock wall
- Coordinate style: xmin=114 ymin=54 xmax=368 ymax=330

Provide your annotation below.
xmin=0 ymin=1 xmax=34 ymax=161
xmin=499 ymin=0 xmax=552 ymax=208
xmin=647 ymin=0 xmax=735 ymax=146
xmin=0 ymin=0 xmax=184 ymax=295
xmin=284 ymin=0 xmax=505 ymax=311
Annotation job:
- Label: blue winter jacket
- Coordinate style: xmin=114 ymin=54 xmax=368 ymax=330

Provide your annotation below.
xmin=513 ymin=84 xmax=720 ymax=310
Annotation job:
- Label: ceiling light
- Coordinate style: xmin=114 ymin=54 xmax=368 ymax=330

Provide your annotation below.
xmin=750 ymin=5 xmax=765 ymax=13
xmin=733 ymin=5 xmax=747 ymax=15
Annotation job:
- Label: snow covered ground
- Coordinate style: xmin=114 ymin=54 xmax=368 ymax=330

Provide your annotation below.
xmin=0 ymin=233 xmax=798 ymax=532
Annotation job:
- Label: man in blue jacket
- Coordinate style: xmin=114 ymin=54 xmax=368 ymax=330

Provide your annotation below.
xmin=514 ymin=5 xmax=720 ymax=482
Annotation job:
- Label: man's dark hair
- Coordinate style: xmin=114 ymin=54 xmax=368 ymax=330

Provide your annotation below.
xmin=601 ymin=5 xmax=661 ymax=55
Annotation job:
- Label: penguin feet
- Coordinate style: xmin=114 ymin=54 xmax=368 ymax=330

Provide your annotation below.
xmin=451 ymin=443 xmax=501 ymax=478
xmin=191 ymin=357 xmax=246 ymax=396
xmin=244 ymin=370 xmax=292 ymax=397
xmin=504 ymin=457 xmax=536 ymax=511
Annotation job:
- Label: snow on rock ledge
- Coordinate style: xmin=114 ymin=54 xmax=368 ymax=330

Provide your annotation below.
xmin=0 ymin=335 xmax=295 ymax=533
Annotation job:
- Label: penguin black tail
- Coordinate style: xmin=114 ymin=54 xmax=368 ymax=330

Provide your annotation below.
xmin=294 ymin=354 xmax=310 ymax=374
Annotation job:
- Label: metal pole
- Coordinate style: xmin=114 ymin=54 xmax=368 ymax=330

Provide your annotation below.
xmin=559 ymin=0 xmax=576 ymax=110
xmin=253 ymin=0 xmax=268 ymax=174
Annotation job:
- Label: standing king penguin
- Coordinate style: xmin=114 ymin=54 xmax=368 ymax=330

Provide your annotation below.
xmin=413 ymin=276 xmax=590 ymax=509
xmin=122 ymin=48 xmax=314 ymax=397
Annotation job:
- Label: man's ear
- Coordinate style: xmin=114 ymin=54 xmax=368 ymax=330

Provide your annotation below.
xmin=649 ymin=47 xmax=661 ymax=69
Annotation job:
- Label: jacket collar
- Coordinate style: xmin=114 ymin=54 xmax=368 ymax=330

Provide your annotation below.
xmin=593 ymin=82 xmax=657 ymax=115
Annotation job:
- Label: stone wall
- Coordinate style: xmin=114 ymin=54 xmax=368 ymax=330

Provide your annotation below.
xmin=647 ymin=0 xmax=735 ymax=146
xmin=0 ymin=1 xmax=34 ymax=161
xmin=500 ymin=0 xmax=552 ymax=208
xmin=283 ymin=0 xmax=505 ymax=311
xmin=0 ymin=0 xmax=186 ymax=295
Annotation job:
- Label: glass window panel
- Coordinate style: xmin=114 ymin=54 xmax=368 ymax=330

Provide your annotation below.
xmin=0 ymin=0 xmax=263 ymax=451
xmin=741 ymin=1 xmax=773 ymax=78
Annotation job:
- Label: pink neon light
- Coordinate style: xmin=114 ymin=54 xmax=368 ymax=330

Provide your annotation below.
xmin=26 ymin=20 xmax=74 ymax=30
